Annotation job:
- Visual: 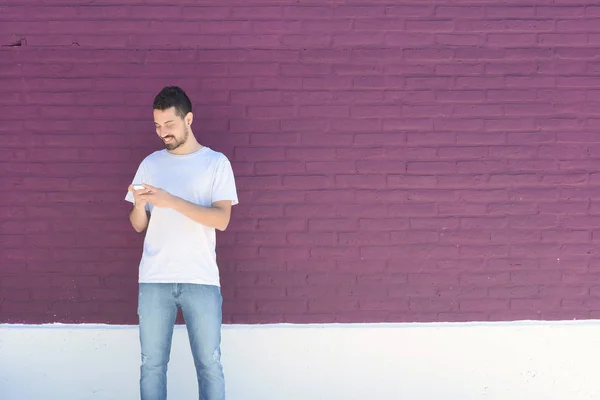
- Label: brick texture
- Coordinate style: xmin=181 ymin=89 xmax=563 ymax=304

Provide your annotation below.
xmin=1 ymin=1 xmax=600 ymax=324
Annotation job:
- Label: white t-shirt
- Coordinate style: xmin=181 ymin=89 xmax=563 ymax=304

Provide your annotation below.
xmin=124 ymin=146 xmax=238 ymax=286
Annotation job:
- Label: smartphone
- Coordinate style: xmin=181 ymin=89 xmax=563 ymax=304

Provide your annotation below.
xmin=133 ymin=184 xmax=145 ymax=190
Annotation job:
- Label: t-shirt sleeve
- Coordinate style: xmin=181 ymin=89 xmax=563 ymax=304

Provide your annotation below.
xmin=124 ymin=160 xmax=150 ymax=211
xmin=211 ymin=156 xmax=239 ymax=206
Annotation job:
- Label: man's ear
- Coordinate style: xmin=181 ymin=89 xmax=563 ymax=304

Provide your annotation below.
xmin=185 ymin=112 xmax=193 ymax=126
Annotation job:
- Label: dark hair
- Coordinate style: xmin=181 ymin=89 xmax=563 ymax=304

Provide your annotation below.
xmin=152 ymin=86 xmax=192 ymax=119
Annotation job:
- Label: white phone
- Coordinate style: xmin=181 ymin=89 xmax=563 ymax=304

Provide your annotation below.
xmin=133 ymin=184 xmax=145 ymax=190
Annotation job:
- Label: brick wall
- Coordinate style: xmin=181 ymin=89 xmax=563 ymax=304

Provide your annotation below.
xmin=2 ymin=1 xmax=600 ymax=324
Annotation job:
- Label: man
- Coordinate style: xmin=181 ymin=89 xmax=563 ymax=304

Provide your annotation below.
xmin=125 ymin=86 xmax=238 ymax=400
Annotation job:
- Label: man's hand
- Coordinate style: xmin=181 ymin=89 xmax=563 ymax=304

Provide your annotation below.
xmin=127 ymin=184 xmax=151 ymax=233
xmin=127 ymin=184 xmax=150 ymax=209
xmin=139 ymin=184 xmax=176 ymax=208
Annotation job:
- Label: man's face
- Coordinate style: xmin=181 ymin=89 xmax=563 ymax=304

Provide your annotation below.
xmin=153 ymin=107 xmax=191 ymax=151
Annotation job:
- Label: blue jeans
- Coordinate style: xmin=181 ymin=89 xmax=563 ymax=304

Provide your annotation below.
xmin=137 ymin=283 xmax=225 ymax=400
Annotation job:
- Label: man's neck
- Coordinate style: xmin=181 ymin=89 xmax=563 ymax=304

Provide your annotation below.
xmin=167 ymin=136 xmax=203 ymax=156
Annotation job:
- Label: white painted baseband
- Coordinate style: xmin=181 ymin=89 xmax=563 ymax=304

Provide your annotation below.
xmin=1 ymin=321 xmax=599 ymax=400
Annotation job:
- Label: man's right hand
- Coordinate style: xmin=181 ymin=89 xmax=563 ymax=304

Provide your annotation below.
xmin=128 ymin=184 xmax=150 ymax=209
xmin=128 ymin=184 xmax=151 ymax=233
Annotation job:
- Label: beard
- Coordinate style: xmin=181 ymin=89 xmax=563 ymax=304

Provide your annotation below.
xmin=162 ymin=125 xmax=189 ymax=151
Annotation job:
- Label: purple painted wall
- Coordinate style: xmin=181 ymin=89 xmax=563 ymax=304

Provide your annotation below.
xmin=2 ymin=1 xmax=600 ymax=324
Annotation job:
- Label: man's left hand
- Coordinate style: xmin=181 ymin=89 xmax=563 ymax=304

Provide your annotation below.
xmin=139 ymin=184 xmax=176 ymax=208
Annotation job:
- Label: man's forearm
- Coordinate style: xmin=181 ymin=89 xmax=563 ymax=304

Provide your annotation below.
xmin=170 ymin=196 xmax=230 ymax=231
xmin=129 ymin=205 xmax=149 ymax=233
